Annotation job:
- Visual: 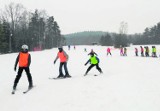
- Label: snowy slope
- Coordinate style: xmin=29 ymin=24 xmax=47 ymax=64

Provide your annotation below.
xmin=0 ymin=45 xmax=160 ymax=111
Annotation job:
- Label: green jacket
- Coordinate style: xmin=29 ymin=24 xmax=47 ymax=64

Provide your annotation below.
xmin=90 ymin=56 xmax=98 ymax=64
xmin=85 ymin=55 xmax=99 ymax=65
xmin=152 ymin=48 xmax=156 ymax=53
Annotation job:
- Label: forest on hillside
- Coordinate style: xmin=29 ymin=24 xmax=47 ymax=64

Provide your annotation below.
xmin=64 ymin=31 xmax=107 ymax=45
xmin=64 ymin=22 xmax=160 ymax=48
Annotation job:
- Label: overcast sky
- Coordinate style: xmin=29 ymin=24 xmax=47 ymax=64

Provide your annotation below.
xmin=0 ymin=0 xmax=160 ymax=34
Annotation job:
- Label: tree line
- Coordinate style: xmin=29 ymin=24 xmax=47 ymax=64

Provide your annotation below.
xmin=65 ymin=21 xmax=160 ymax=47
xmin=0 ymin=2 xmax=64 ymax=53
xmin=100 ymin=22 xmax=160 ymax=47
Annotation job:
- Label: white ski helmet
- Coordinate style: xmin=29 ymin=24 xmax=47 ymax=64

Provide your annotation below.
xmin=21 ymin=44 xmax=28 ymax=50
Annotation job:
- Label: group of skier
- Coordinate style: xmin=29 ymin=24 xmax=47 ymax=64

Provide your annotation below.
xmin=119 ymin=45 xmax=157 ymax=57
xmin=12 ymin=45 xmax=103 ymax=93
xmin=135 ymin=46 xmax=157 ymax=57
xmin=120 ymin=47 xmax=127 ymax=56
xmin=12 ymin=44 xmax=158 ymax=94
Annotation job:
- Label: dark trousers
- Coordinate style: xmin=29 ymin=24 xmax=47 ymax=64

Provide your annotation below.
xmin=152 ymin=52 xmax=157 ymax=57
xmin=107 ymin=52 xmax=112 ymax=56
xmin=13 ymin=67 xmax=33 ymax=89
xmin=85 ymin=63 xmax=102 ymax=74
xmin=145 ymin=52 xmax=149 ymax=57
xmin=59 ymin=62 xmax=69 ymax=76
xmin=141 ymin=52 xmax=144 ymax=57
xmin=135 ymin=52 xmax=138 ymax=56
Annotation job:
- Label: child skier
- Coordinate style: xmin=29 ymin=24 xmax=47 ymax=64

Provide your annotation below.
xmin=135 ymin=48 xmax=138 ymax=56
xmin=123 ymin=47 xmax=127 ymax=56
xmin=107 ymin=47 xmax=112 ymax=56
xmin=88 ymin=49 xmax=98 ymax=56
xmin=12 ymin=45 xmax=33 ymax=93
xmin=84 ymin=48 xmax=87 ymax=52
xmin=145 ymin=46 xmax=149 ymax=57
xmin=84 ymin=53 xmax=102 ymax=76
xmin=54 ymin=47 xmax=71 ymax=78
xmin=140 ymin=46 xmax=144 ymax=57
xmin=152 ymin=46 xmax=157 ymax=57
xmin=120 ymin=47 xmax=123 ymax=56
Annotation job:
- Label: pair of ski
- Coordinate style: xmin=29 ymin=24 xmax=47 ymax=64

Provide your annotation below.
xmin=49 ymin=75 xmax=99 ymax=80
xmin=11 ymin=86 xmax=34 ymax=95
xmin=49 ymin=77 xmax=71 ymax=80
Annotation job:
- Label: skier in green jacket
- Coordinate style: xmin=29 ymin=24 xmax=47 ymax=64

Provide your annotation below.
xmin=84 ymin=53 xmax=102 ymax=76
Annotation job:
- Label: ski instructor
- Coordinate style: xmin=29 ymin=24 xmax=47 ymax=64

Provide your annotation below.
xmin=12 ymin=44 xmax=33 ymax=92
xmin=54 ymin=47 xmax=71 ymax=78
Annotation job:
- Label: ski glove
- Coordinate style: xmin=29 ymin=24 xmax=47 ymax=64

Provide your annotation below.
xmin=54 ymin=60 xmax=56 ymax=64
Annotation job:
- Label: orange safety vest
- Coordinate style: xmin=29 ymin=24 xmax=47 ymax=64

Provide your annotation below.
xmin=58 ymin=51 xmax=67 ymax=62
xmin=19 ymin=52 xmax=29 ymax=67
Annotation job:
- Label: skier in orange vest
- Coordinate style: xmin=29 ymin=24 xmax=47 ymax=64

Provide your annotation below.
xmin=12 ymin=45 xmax=33 ymax=93
xmin=54 ymin=47 xmax=71 ymax=78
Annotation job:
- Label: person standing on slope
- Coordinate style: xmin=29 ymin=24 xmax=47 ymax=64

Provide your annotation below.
xmin=120 ymin=47 xmax=123 ymax=56
xmin=54 ymin=47 xmax=71 ymax=78
xmin=107 ymin=47 xmax=112 ymax=56
xmin=135 ymin=48 xmax=138 ymax=56
xmin=152 ymin=46 xmax=157 ymax=57
xmin=140 ymin=46 xmax=144 ymax=57
xmin=88 ymin=49 xmax=98 ymax=56
xmin=84 ymin=53 xmax=103 ymax=76
xmin=123 ymin=47 xmax=127 ymax=56
xmin=13 ymin=44 xmax=33 ymax=91
xmin=84 ymin=48 xmax=87 ymax=52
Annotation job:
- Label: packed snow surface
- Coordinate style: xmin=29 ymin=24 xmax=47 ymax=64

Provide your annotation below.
xmin=0 ymin=45 xmax=160 ymax=111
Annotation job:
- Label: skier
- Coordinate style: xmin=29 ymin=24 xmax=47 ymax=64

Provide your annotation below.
xmin=54 ymin=47 xmax=71 ymax=78
xmin=84 ymin=53 xmax=103 ymax=76
xmin=120 ymin=47 xmax=123 ymax=56
xmin=84 ymin=48 xmax=87 ymax=52
xmin=145 ymin=46 xmax=149 ymax=57
xmin=12 ymin=44 xmax=33 ymax=92
xmin=88 ymin=49 xmax=98 ymax=56
xmin=107 ymin=47 xmax=112 ymax=56
xmin=123 ymin=47 xmax=127 ymax=56
xmin=140 ymin=46 xmax=144 ymax=57
xmin=152 ymin=46 xmax=157 ymax=57
xmin=135 ymin=48 xmax=138 ymax=56
xmin=68 ymin=45 xmax=71 ymax=50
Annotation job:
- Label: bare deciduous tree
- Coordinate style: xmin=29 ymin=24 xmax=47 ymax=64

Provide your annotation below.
xmin=2 ymin=2 xmax=26 ymax=51
xmin=119 ymin=21 xmax=128 ymax=34
xmin=4 ymin=2 xmax=26 ymax=31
